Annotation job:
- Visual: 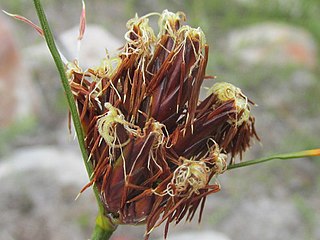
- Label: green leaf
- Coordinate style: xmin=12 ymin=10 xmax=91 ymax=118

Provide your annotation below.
xmin=227 ymin=149 xmax=320 ymax=170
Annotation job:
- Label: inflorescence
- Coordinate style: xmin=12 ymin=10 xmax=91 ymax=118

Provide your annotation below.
xmin=68 ymin=10 xmax=259 ymax=239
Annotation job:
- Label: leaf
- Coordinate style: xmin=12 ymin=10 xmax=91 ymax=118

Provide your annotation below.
xmin=2 ymin=10 xmax=44 ymax=36
xmin=227 ymin=148 xmax=320 ymax=170
xmin=78 ymin=0 xmax=86 ymax=40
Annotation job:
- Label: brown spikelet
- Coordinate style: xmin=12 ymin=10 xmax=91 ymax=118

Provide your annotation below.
xmin=67 ymin=10 xmax=259 ymax=239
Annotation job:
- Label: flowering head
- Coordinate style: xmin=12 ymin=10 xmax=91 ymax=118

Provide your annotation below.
xmin=68 ymin=10 xmax=259 ymax=239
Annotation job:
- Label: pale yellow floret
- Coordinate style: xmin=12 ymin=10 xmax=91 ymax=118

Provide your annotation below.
xmin=158 ymin=10 xmax=186 ymax=38
xmin=92 ymin=54 xmax=122 ymax=79
xmin=175 ymin=25 xmax=206 ymax=75
xmin=209 ymin=142 xmax=228 ymax=174
xmin=97 ymin=103 xmax=141 ymax=147
xmin=124 ymin=13 xmax=156 ymax=56
xmin=162 ymin=142 xmax=227 ymax=199
xmin=208 ymin=82 xmax=250 ymax=126
xmin=177 ymin=25 xmax=206 ymax=49
xmin=168 ymin=157 xmax=210 ymax=198
xmin=66 ymin=60 xmax=83 ymax=80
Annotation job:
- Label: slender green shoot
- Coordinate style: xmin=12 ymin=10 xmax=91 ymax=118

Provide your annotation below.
xmin=227 ymin=149 xmax=320 ymax=170
xmin=32 ymin=0 xmax=117 ymax=239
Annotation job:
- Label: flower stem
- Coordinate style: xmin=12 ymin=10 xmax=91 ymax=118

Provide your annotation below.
xmin=33 ymin=0 xmax=117 ymax=238
xmin=91 ymin=213 xmax=118 ymax=240
xmin=227 ymin=149 xmax=320 ymax=170
xmin=32 ymin=0 xmax=89 ymax=173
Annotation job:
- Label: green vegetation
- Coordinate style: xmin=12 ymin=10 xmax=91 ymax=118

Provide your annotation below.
xmin=0 ymin=116 xmax=37 ymax=156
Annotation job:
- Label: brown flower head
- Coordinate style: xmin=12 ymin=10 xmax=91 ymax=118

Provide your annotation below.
xmin=68 ymin=10 xmax=259 ymax=239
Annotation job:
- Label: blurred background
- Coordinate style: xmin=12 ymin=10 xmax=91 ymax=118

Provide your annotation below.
xmin=0 ymin=0 xmax=319 ymax=239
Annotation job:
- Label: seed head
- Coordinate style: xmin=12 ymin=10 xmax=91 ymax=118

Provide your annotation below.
xmin=68 ymin=10 xmax=259 ymax=239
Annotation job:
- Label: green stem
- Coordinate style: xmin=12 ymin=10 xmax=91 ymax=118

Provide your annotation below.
xmin=33 ymin=0 xmax=117 ymax=239
xmin=91 ymin=213 xmax=118 ymax=240
xmin=227 ymin=149 xmax=320 ymax=170
xmin=32 ymin=0 xmax=90 ymax=177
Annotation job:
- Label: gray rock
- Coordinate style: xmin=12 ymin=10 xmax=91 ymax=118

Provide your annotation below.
xmin=0 ymin=146 xmax=96 ymax=240
xmin=24 ymin=24 xmax=122 ymax=68
xmin=227 ymin=22 xmax=317 ymax=68
xmin=22 ymin=24 xmax=123 ymax=128
xmin=59 ymin=24 xmax=123 ymax=68
xmin=219 ymin=198 xmax=304 ymax=240
xmin=157 ymin=230 xmax=231 ymax=240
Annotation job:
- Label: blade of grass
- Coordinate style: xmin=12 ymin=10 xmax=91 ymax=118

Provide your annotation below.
xmin=2 ymin=10 xmax=44 ymax=36
xmin=227 ymin=149 xmax=320 ymax=170
xmin=33 ymin=0 xmax=117 ymax=238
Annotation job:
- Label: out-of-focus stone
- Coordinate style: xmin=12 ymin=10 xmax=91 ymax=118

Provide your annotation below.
xmin=156 ymin=230 xmax=231 ymax=240
xmin=218 ymin=198 xmax=304 ymax=240
xmin=227 ymin=22 xmax=317 ymax=69
xmin=22 ymin=24 xmax=122 ymax=128
xmin=0 ymin=146 xmax=96 ymax=240
xmin=24 ymin=24 xmax=122 ymax=69
xmin=0 ymin=16 xmax=38 ymax=128
xmin=59 ymin=24 xmax=123 ymax=68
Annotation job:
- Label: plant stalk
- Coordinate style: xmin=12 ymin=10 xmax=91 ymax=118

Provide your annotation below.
xmin=33 ymin=0 xmax=117 ymax=239
xmin=227 ymin=149 xmax=320 ymax=170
